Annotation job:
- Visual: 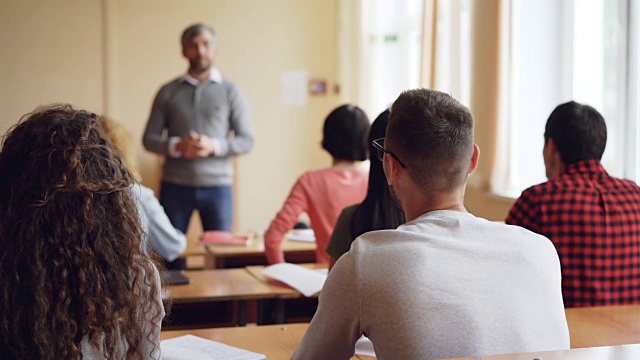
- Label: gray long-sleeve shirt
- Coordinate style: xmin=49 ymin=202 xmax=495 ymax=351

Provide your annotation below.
xmin=143 ymin=73 xmax=254 ymax=187
xmin=133 ymin=184 xmax=187 ymax=262
xmin=293 ymin=210 xmax=570 ymax=360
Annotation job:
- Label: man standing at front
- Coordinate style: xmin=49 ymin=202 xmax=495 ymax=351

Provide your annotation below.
xmin=507 ymin=101 xmax=640 ymax=307
xmin=143 ymin=24 xmax=254 ymax=249
xmin=292 ymin=89 xmax=569 ymax=360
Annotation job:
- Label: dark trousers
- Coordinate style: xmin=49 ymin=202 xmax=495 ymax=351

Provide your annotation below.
xmin=160 ymin=182 xmax=233 ymax=269
xmin=160 ymin=182 xmax=233 ymax=232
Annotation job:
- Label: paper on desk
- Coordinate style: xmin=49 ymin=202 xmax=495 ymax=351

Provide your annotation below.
xmin=355 ymin=336 xmax=376 ymax=356
xmin=161 ymin=334 xmax=266 ymax=360
xmin=261 ymin=263 xmax=327 ymax=297
xmin=287 ymin=229 xmax=315 ymax=242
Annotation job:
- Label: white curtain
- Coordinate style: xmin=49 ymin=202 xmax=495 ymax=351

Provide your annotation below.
xmin=489 ymin=0 xmax=515 ymax=194
xmin=337 ymin=0 xmax=425 ymax=118
xmin=336 ymin=0 xmax=371 ymax=112
xmin=420 ymin=0 xmax=472 ymax=106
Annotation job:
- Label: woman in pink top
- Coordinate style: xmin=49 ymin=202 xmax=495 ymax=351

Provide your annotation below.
xmin=265 ymin=105 xmax=370 ymax=264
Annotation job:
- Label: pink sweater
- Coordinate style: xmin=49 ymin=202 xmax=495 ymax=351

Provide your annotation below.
xmin=264 ymin=168 xmax=368 ymax=264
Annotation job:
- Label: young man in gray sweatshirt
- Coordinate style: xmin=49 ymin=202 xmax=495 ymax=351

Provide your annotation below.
xmin=292 ymin=89 xmax=569 ymax=359
xmin=143 ymin=23 xmax=254 ymax=253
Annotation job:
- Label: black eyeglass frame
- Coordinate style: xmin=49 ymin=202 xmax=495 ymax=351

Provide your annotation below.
xmin=372 ymin=138 xmax=407 ymax=169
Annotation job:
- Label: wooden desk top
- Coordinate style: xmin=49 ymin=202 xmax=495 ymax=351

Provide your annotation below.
xmin=482 ymin=343 xmax=640 ymax=360
xmin=161 ymin=324 xmax=306 ymax=359
xmin=163 ymin=269 xmax=299 ymax=303
xmin=161 ymin=323 xmax=476 ymax=360
xmin=161 ymin=323 xmax=358 ymax=360
xmin=566 ymin=304 xmax=640 ymax=348
xmin=204 ymin=234 xmax=316 ymax=257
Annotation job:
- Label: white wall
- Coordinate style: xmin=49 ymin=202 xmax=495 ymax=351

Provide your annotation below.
xmin=0 ymin=0 xmax=341 ymax=236
xmin=0 ymin=0 xmax=104 ymax=135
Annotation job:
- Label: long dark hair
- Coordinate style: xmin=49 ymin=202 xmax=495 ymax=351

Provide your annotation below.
xmin=0 ymin=104 xmax=162 ymax=359
xmin=349 ymin=109 xmax=405 ymax=240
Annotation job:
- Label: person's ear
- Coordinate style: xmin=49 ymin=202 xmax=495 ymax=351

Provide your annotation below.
xmin=468 ymin=144 xmax=480 ymax=174
xmin=545 ymin=138 xmax=558 ymax=156
xmin=543 ymin=138 xmax=564 ymax=179
xmin=384 ymin=153 xmax=399 ymax=186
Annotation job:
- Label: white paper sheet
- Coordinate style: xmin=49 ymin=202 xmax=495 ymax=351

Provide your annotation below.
xmin=161 ymin=334 xmax=266 ymax=360
xmin=355 ymin=336 xmax=376 ymax=356
xmin=261 ymin=263 xmax=327 ymax=297
xmin=287 ymin=229 xmax=315 ymax=242
xmin=281 ymin=70 xmax=308 ymax=106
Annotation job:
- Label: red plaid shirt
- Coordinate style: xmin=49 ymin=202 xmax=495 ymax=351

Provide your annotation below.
xmin=506 ymin=160 xmax=640 ymax=307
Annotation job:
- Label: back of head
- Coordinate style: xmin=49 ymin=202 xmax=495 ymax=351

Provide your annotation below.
xmin=0 ymin=104 xmax=160 ymax=360
xmin=544 ymin=101 xmax=607 ymax=164
xmin=101 ymin=116 xmax=142 ymax=182
xmin=387 ymin=89 xmax=474 ymax=195
xmin=322 ymin=104 xmax=369 ymax=161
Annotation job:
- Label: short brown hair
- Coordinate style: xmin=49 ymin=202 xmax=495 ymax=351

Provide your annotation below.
xmin=181 ymin=23 xmax=216 ymax=46
xmin=387 ymin=89 xmax=474 ymax=195
xmin=101 ymin=116 xmax=142 ymax=182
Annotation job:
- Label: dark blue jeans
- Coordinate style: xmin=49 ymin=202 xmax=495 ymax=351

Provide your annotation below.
xmin=160 ymin=182 xmax=233 ymax=233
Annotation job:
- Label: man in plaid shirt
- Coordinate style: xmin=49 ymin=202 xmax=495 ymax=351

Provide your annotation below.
xmin=506 ymin=101 xmax=640 ymax=308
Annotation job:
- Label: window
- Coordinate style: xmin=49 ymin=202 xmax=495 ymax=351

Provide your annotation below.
xmin=493 ymin=0 xmax=638 ymax=196
xmin=362 ymin=0 xmax=425 ymax=116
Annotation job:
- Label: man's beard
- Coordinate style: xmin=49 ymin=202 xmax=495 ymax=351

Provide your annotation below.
xmin=389 ymin=184 xmax=402 ymax=209
xmin=190 ymin=59 xmax=211 ymax=73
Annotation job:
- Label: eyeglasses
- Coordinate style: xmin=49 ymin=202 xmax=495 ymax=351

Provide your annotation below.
xmin=372 ymin=138 xmax=406 ymax=169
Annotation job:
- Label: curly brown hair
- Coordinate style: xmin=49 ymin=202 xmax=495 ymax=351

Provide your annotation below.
xmin=0 ymin=104 xmax=163 ymax=359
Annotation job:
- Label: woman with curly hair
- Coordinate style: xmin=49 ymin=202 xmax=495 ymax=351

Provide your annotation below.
xmin=0 ymin=105 xmax=164 ymax=359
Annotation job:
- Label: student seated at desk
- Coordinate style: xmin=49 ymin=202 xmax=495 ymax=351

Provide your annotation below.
xmin=507 ymin=101 xmax=640 ymax=307
xmin=0 ymin=105 xmax=164 ymax=359
xmin=101 ymin=116 xmax=187 ymax=267
xmin=326 ymin=109 xmax=405 ymax=270
xmin=293 ymin=89 xmax=569 ymax=360
xmin=264 ymin=105 xmax=369 ymax=264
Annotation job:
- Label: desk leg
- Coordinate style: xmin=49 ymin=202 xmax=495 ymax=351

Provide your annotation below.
xmin=257 ymin=299 xmax=273 ymax=325
xmin=257 ymin=299 xmax=268 ymax=325
xmin=237 ymin=300 xmax=247 ymax=326
xmin=274 ymin=299 xmax=285 ymax=324
xmin=257 ymin=299 xmax=286 ymax=325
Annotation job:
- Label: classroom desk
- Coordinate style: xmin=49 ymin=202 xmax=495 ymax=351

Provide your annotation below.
xmin=245 ymin=263 xmax=326 ymax=324
xmin=565 ymin=304 xmax=640 ymax=348
xmin=160 ymin=323 xmax=477 ymax=360
xmin=163 ymin=269 xmax=300 ymax=326
xmin=481 ymin=343 xmax=640 ymax=360
xmin=164 ymin=269 xmax=300 ymax=302
xmin=162 ymin=323 xmax=361 ymax=360
xmin=203 ymin=234 xmax=316 ymax=268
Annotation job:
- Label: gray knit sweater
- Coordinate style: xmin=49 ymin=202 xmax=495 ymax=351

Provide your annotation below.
xmin=293 ymin=210 xmax=570 ymax=360
xmin=143 ymin=75 xmax=254 ymax=187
